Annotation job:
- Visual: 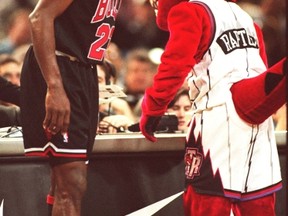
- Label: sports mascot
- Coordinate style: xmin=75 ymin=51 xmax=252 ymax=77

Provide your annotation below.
xmin=140 ymin=0 xmax=287 ymax=215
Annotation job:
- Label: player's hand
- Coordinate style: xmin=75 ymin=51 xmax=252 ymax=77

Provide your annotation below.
xmin=139 ymin=114 xmax=161 ymax=142
xmin=43 ymin=85 xmax=70 ymax=135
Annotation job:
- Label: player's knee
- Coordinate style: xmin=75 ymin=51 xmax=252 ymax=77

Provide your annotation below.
xmin=57 ymin=173 xmax=87 ymax=200
xmin=53 ymin=162 xmax=88 ymax=200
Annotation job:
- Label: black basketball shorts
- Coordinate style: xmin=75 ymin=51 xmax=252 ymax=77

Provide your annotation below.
xmin=20 ymin=46 xmax=99 ymax=162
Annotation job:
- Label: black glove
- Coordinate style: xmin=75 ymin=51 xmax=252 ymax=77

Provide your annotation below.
xmin=139 ymin=114 xmax=161 ymax=142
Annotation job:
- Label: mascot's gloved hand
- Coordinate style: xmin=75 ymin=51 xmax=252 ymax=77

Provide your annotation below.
xmin=139 ymin=114 xmax=162 ymax=142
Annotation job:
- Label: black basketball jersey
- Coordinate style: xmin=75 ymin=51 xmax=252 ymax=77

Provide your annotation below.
xmin=54 ymin=0 xmax=122 ymax=65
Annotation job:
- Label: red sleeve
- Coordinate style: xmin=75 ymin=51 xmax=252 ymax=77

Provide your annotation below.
xmin=142 ymin=2 xmax=212 ymax=116
xmin=254 ymin=23 xmax=268 ymax=67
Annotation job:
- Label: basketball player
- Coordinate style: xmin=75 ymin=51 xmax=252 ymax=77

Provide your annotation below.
xmin=20 ymin=0 xmax=121 ymax=215
xmin=140 ymin=0 xmax=287 ymax=215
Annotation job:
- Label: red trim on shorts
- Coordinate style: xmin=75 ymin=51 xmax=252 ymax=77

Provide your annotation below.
xmin=25 ymin=147 xmax=87 ymax=158
xmin=46 ymin=195 xmax=55 ymax=205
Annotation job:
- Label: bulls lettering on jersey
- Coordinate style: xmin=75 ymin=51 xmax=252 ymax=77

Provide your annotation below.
xmin=54 ymin=0 xmax=122 ymax=64
xmin=88 ymin=0 xmax=121 ymax=61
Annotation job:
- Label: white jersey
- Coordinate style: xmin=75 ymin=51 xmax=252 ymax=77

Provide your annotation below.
xmin=184 ymin=0 xmax=282 ymax=201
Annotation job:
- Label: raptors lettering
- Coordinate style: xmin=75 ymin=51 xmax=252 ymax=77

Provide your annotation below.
xmin=217 ymin=28 xmax=258 ymax=54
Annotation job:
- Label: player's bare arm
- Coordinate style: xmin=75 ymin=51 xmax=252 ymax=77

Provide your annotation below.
xmin=29 ymin=0 xmax=73 ymax=135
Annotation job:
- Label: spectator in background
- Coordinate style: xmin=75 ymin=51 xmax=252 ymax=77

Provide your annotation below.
xmin=104 ymin=42 xmax=125 ymax=87
xmin=0 ymin=8 xmax=31 ymax=55
xmin=112 ymin=0 xmax=169 ymax=53
xmin=0 ymin=55 xmax=21 ymax=127
xmin=100 ymin=46 xmax=164 ymax=131
xmin=260 ymin=0 xmax=285 ymax=66
xmin=272 ymin=104 xmax=287 ymax=131
xmin=123 ymin=48 xmax=157 ymax=114
xmin=97 ymin=59 xmax=135 ymax=134
xmin=237 ymin=1 xmax=263 ymax=27
xmin=166 ymin=88 xmax=192 ymax=133
xmin=98 ymin=59 xmax=135 ymax=121
xmin=0 ymin=55 xmax=22 ymax=86
xmin=130 ymin=87 xmax=192 ymax=133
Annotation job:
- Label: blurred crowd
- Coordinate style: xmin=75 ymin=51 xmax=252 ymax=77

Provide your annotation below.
xmin=0 ymin=0 xmax=286 ymax=133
